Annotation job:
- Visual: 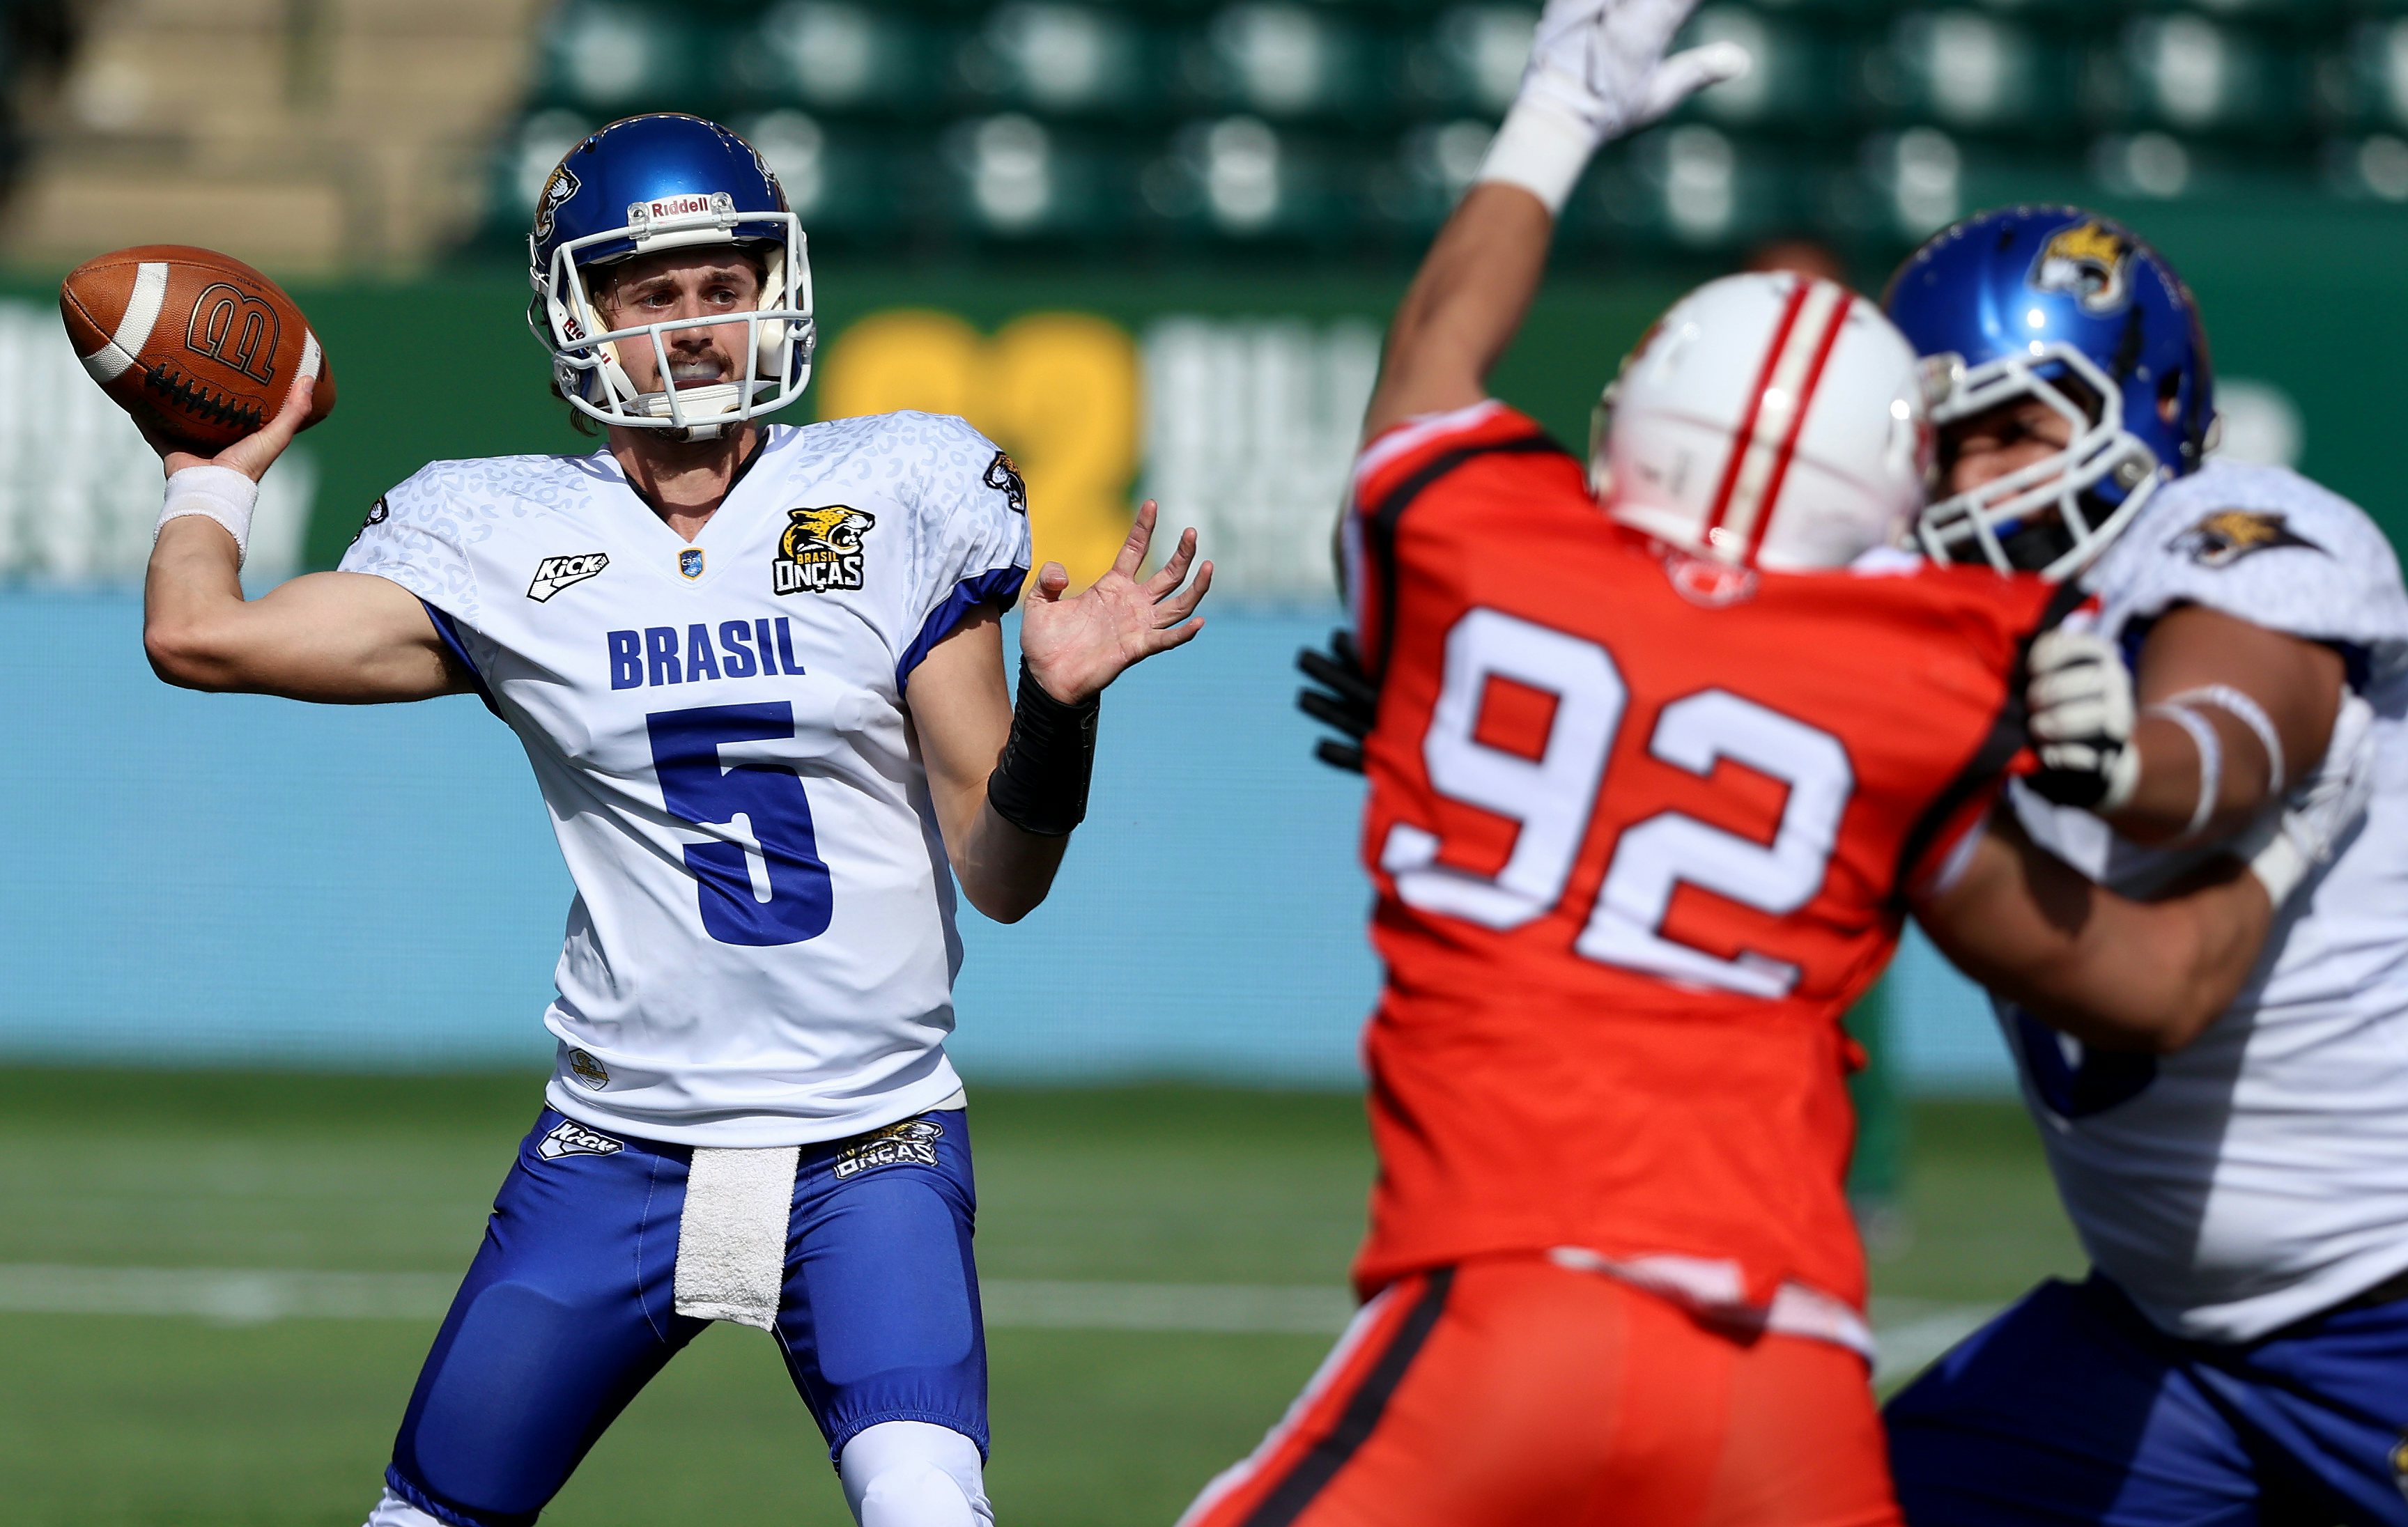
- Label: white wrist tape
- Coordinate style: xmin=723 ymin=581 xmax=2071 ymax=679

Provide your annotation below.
xmin=2163 ymin=684 xmax=2285 ymax=797
xmin=2248 ymin=827 xmax=2310 ymax=907
xmin=1474 ymin=92 xmax=1601 ymax=215
xmin=2145 ymin=701 xmax=2223 ymax=841
xmin=158 ymin=465 xmax=258 ymax=566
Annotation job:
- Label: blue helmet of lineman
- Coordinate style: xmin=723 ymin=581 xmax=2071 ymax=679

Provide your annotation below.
xmin=1883 ymin=205 xmax=2214 ymax=580
xmin=527 ymin=113 xmax=813 ymax=437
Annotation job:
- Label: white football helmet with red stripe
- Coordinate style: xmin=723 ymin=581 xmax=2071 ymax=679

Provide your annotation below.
xmin=1591 ymin=272 xmax=1936 ymax=571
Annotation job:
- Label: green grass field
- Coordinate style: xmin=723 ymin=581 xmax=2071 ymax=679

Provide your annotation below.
xmin=0 ymin=1069 xmax=2084 ymax=1526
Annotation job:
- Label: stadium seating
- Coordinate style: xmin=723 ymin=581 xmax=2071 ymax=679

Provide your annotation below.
xmin=3 ymin=0 xmax=551 ymax=271
xmin=463 ymin=0 xmax=2408 ymax=265
xmin=0 ymin=0 xmax=2388 ymax=270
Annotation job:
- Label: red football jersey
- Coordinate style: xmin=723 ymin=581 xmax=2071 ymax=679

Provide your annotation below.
xmin=1343 ymin=403 xmax=2064 ymax=1315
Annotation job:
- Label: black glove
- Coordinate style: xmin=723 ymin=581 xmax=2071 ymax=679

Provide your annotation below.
xmin=1297 ymin=628 xmax=1376 ymax=774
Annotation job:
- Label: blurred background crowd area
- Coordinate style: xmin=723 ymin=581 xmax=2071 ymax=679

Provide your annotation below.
xmin=0 ymin=0 xmax=2405 ymax=273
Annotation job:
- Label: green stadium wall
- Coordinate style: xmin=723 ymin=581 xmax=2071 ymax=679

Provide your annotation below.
xmin=5 ymin=195 xmax=2386 ymax=571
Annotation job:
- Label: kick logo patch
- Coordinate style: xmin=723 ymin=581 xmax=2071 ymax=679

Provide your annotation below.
xmin=538 ymin=1117 xmax=624 ymax=1159
xmin=2168 ymin=509 xmax=2323 ymax=568
xmin=833 ymin=1116 xmax=943 ymax=1179
xmin=776 ymin=504 xmax=874 ymax=594
xmin=527 ymin=552 xmax=608 ymax=602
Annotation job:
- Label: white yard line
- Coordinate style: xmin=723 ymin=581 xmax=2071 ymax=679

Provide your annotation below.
xmin=0 ymin=1264 xmax=458 ymax=1324
xmin=982 ymin=1279 xmax=1355 ymax=1334
xmin=1868 ymin=1298 xmax=1996 ymax=1387
xmin=0 ymin=1263 xmax=1997 ymax=1370
xmin=0 ymin=1264 xmax=1357 ymax=1333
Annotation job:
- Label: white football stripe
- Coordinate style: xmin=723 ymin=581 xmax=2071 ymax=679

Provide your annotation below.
xmin=298 ymin=328 xmax=321 ymax=382
xmin=77 ymin=261 xmax=169 ymax=385
xmin=1713 ymin=280 xmax=1850 ymax=557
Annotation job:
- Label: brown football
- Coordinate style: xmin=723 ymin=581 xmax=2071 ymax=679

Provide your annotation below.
xmin=59 ymin=244 xmax=337 ymax=453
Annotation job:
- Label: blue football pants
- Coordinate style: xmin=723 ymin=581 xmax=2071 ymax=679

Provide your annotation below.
xmin=380 ymin=1106 xmax=986 ymax=1527
xmin=1885 ymin=1273 xmax=2408 ymax=1527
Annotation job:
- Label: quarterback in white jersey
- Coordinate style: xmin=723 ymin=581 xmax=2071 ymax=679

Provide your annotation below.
xmin=1883 ymin=206 xmax=2408 ymax=1527
xmin=137 ymin=114 xmax=1210 ymax=1527
xmin=344 ymin=410 xmax=1040 ymax=1147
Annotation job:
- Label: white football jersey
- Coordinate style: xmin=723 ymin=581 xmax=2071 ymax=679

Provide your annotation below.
xmin=2005 ymin=458 xmax=2408 ymax=1342
xmin=339 ymin=412 xmax=1031 ymax=1147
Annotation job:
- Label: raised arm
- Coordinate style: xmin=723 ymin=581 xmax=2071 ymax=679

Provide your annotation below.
xmin=141 ymin=375 xmax=461 ymax=703
xmin=909 ymin=502 xmax=1209 ymax=924
xmin=1361 ymin=0 xmax=1747 ymax=440
xmin=1361 ymin=187 xmax=1558 ymax=439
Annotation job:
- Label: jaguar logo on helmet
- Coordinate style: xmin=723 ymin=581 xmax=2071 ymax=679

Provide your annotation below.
xmin=534 ymin=163 xmax=580 ymax=243
xmin=748 ymin=142 xmax=787 ymax=208
xmin=2030 ymin=219 xmax=2136 ymax=316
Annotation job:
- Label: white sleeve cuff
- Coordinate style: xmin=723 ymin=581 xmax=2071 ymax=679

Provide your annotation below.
xmin=158 ymin=465 xmax=258 ymax=566
xmin=1474 ymin=93 xmax=1601 ymax=215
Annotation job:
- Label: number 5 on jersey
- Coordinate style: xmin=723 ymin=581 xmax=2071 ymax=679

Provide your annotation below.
xmin=647 ymin=702 xmax=834 ymax=946
xmin=1382 ymin=608 xmax=1855 ymax=999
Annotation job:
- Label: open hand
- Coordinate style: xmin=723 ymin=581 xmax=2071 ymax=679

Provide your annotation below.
xmin=1523 ymin=0 xmax=1751 ymax=142
xmin=141 ymin=372 xmax=316 ymax=482
xmin=1020 ymin=500 xmax=1212 ymax=704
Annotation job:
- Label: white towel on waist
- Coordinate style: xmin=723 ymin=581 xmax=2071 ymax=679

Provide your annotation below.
xmin=673 ymin=1145 xmax=800 ymax=1331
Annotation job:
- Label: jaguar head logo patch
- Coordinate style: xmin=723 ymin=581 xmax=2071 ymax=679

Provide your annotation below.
xmin=984 ymin=451 xmax=1028 ymax=516
xmin=2168 ymin=510 xmax=2322 ymax=569
xmin=776 ymin=504 xmax=874 ymax=594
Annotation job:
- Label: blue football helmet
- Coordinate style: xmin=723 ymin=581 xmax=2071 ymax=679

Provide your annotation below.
xmin=527 ymin=113 xmax=814 ymax=437
xmin=1883 ymin=206 xmax=2214 ymax=580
